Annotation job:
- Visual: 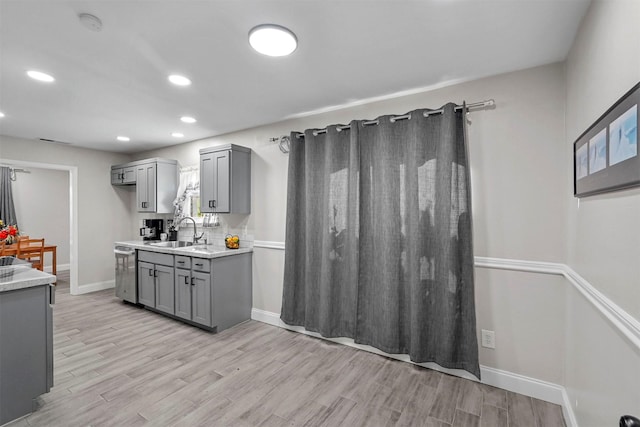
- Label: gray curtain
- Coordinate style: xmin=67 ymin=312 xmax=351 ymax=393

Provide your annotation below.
xmin=0 ymin=167 xmax=18 ymax=228
xmin=281 ymin=103 xmax=480 ymax=379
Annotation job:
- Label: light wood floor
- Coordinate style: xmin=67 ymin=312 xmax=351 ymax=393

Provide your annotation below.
xmin=7 ymin=272 xmax=566 ymax=427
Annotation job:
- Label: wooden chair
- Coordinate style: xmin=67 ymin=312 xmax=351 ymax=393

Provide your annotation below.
xmin=16 ymin=238 xmax=45 ymax=271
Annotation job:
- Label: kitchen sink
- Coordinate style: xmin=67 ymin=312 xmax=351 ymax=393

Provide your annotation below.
xmin=149 ymin=241 xmax=194 ymax=248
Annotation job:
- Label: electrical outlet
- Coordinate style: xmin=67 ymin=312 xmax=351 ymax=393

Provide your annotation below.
xmin=481 ymin=329 xmax=496 ymax=349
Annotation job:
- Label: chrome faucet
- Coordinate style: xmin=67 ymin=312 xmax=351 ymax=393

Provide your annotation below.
xmin=175 ymin=217 xmax=205 ymax=244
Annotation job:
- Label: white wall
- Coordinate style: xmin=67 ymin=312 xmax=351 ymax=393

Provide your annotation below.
xmin=566 ymin=0 xmax=640 ymax=320
xmin=11 ymin=166 xmax=70 ymax=268
xmin=0 ymin=135 xmax=133 ymax=289
xmin=138 ymin=63 xmax=569 ymax=385
xmin=564 ymin=0 xmax=640 ymax=425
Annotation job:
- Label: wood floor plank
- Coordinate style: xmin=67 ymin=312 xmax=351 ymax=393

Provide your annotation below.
xmin=507 ymin=391 xmax=537 ymax=427
xmin=479 ymin=383 xmax=508 ymax=409
xmin=457 ymin=379 xmax=484 ymax=416
xmin=453 ymin=409 xmax=481 ymax=427
xmin=429 ymin=374 xmax=465 ymax=423
xmin=2 ymin=280 xmax=565 ymax=427
xmin=481 ymin=403 xmax=508 ymax=427
xmin=532 ymin=397 xmax=566 ymax=427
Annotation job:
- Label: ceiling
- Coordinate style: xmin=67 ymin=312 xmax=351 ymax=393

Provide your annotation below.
xmin=0 ymin=0 xmax=591 ymax=154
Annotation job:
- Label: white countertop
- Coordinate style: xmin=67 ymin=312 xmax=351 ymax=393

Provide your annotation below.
xmin=0 ymin=266 xmax=57 ymax=293
xmin=115 ymin=240 xmax=253 ymax=259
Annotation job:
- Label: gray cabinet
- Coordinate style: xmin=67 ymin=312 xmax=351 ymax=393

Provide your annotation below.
xmin=200 ymin=144 xmax=251 ymax=214
xmin=174 ymin=259 xmax=211 ymax=327
xmin=137 ymin=261 xmax=155 ymax=307
xmin=137 ymin=251 xmax=175 ymax=314
xmin=139 ymin=159 xmax=178 ymax=214
xmin=136 ymin=162 xmax=157 ymax=212
xmin=111 ymin=158 xmax=178 ymax=213
xmin=155 ymin=264 xmax=174 ymax=315
xmin=111 ymin=165 xmax=136 ymax=185
xmin=0 ymin=284 xmax=55 ymax=425
xmin=192 ymin=270 xmax=212 ymax=326
xmin=175 ymin=268 xmax=191 ymax=320
xmin=138 ymin=250 xmax=252 ymax=333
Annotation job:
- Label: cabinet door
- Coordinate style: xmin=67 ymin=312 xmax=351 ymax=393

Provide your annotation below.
xmin=174 ymin=268 xmax=191 ymax=321
xmin=138 ymin=261 xmax=155 ymax=307
xmin=111 ymin=168 xmax=123 ymax=185
xmin=155 ymin=264 xmax=175 ymax=315
xmin=136 ymin=163 xmax=156 ymax=212
xmin=200 ymin=153 xmax=215 ymax=213
xmin=146 ymin=163 xmax=157 ymax=212
xmin=122 ymin=166 xmax=136 ymax=184
xmin=136 ymin=166 xmax=148 ymax=211
xmin=191 ymin=271 xmax=211 ymax=327
xmin=213 ymin=151 xmax=230 ymax=213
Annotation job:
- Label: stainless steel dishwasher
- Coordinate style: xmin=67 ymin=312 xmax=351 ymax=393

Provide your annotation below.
xmin=114 ymin=245 xmax=137 ymax=303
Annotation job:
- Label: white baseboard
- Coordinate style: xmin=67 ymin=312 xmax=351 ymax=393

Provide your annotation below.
xmin=44 ymin=263 xmax=70 ymax=273
xmin=254 ymin=243 xmax=640 ymax=353
xmin=75 ymin=279 xmax=114 ymax=295
xmin=251 ymin=307 xmax=576 ymax=425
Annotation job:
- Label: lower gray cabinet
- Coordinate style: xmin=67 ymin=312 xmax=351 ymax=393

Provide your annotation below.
xmin=191 ymin=270 xmax=211 ymax=326
xmin=155 ymin=264 xmax=175 ymax=315
xmin=174 ymin=263 xmax=211 ymax=327
xmin=138 ymin=261 xmax=155 ymax=307
xmin=175 ymin=268 xmax=191 ymax=320
xmin=137 ymin=251 xmax=175 ymax=314
xmin=139 ymin=250 xmax=252 ymax=333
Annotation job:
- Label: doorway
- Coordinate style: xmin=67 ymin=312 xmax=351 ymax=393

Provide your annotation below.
xmin=1 ymin=159 xmax=78 ymax=293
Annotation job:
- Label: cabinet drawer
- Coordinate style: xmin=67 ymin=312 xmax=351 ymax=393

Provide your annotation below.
xmin=175 ymin=256 xmax=191 ymax=269
xmin=192 ymin=258 xmax=210 ymax=272
xmin=138 ymin=250 xmax=174 ymax=266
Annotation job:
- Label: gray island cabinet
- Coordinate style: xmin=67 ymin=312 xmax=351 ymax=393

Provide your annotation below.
xmin=135 ymin=248 xmax=252 ymax=332
xmin=0 ymin=261 xmax=56 ymax=425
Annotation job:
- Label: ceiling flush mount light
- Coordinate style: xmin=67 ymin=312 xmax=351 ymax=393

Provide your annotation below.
xmin=249 ymin=24 xmax=297 ymax=57
xmin=27 ymin=70 xmax=55 ymax=82
xmin=0 ymin=112 xmax=5 ymax=118
xmin=180 ymin=116 xmax=196 ymax=124
xmin=171 ymin=132 xmax=184 ymax=138
xmin=168 ymin=74 xmax=191 ymax=86
xmin=117 ymin=136 xmax=130 ymax=142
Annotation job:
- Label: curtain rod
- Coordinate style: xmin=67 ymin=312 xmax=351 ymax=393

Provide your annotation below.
xmin=298 ymin=99 xmax=495 ymax=137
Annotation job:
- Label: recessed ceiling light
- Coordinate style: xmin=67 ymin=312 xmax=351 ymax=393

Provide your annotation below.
xmin=0 ymin=112 xmax=5 ymax=118
xmin=171 ymin=132 xmax=184 ymax=138
xmin=180 ymin=116 xmax=196 ymax=123
xmin=117 ymin=136 xmax=130 ymax=142
xmin=249 ymin=24 xmax=297 ymax=57
xmin=168 ymin=75 xmax=191 ymax=86
xmin=27 ymin=70 xmax=55 ymax=82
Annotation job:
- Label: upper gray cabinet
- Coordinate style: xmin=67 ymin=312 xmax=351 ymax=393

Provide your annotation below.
xmin=135 ymin=159 xmax=178 ymax=213
xmin=199 ymin=144 xmax=251 ymax=214
xmin=111 ymin=158 xmax=178 ymax=214
xmin=110 ymin=165 xmax=136 ymax=185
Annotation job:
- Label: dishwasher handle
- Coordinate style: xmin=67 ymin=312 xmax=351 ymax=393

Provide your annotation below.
xmin=114 ymin=249 xmax=135 ymax=256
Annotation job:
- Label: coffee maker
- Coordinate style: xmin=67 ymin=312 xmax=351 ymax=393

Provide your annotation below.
xmin=140 ymin=219 xmax=164 ymax=241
